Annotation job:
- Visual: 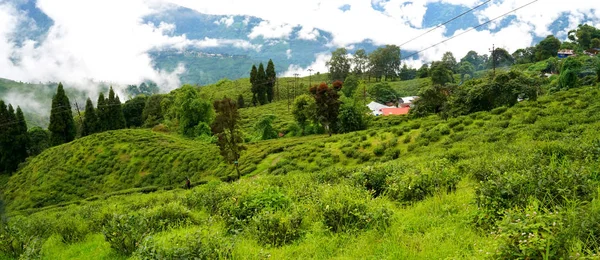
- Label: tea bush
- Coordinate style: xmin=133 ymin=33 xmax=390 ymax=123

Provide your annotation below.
xmin=250 ymin=209 xmax=304 ymax=246
xmin=136 ymin=228 xmax=233 ymax=259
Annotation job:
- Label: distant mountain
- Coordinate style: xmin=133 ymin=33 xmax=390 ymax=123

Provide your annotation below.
xmin=6 ymin=0 xmax=598 ymax=86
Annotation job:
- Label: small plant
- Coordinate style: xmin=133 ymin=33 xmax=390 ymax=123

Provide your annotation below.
xmin=373 ymin=145 xmax=385 ymax=156
xmin=136 ymin=229 xmax=233 ymax=259
xmin=251 ymin=210 xmax=304 ymax=246
xmin=102 ymin=213 xmax=153 ymax=255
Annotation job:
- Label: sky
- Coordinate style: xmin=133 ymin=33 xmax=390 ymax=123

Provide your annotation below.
xmin=0 ymin=0 xmax=599 ymax=91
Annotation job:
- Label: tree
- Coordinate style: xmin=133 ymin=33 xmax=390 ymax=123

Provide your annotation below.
xmin=442 ymin=52 xmax=458 ymax=72
xmin=0 ymin=101 xmax=9 ymax=173
xmin=430 ymin=62 xmax=454 ymax=86
xmin=512 ymin=47 xmax=536 ymax=64
xmin=49 ymin=83 xmax=76 ymax=146
xmin=254 ymin=114 xmax=278 ymax=140
xmin=535 ymin=35 xmax=561 ymax=61
xmin=122 ymin=95 xmax=148 ymax=128
xmin=0 ymin=104 xmax=29 ymax=174
xmin=96 ymin=92 xmax=108 ymax=131
xmin=338 ymin=99 xmax=367 ymax=133
xmin=417 ymin=64 xmax=429 ymax=78
xmin=266 ymin=59 xmax=276 ymax=103
xmin=13 ymin=107 xmax=29 ymax=167
xmin=458 ymin=61 xmax=475 ymax=81
xmin=211 ymin=97 xmax=245 ymax=179
xmin=81 ymin=98 xmax=99 ymax=137
xmin=399 ymin=64 xmax=417 ymax=80
xmin=368 ymin=82 xmax=399 ymax=104
xmin=342 ymin=74 xmax=359 ymax=97
xmin=237 ymin=94 xmax=245 ymax=108
xmin=411 ymin=84 xmax=451 ymax=118
xmin=592 ymin=38 xmax=600 ymax=49
xmin=250 ymin=65 xmax=258 ymax=106
xmin=176 ymin=85 xmax=214 ymax=137
xmin=309 ymin=82 xmax=342 ymax=136
xmin=352 ymin=49 xmax=369 ymax=76
xmin=559 ymin=69 xmax=579 ymax=90
xmin=489 ymin=48 xmax=514 ymax=68
xmin=328 ymin=48 xmax=351 ymax=81
xmin=105 ymin=87 xmax=126 ymax=131
xmin=368 ymin=45 xmax=401 ymax=81
xmin=596 ymin=63 xmax=600 ymax=83
xmin=27 ymin=127 xmax=50 ymax=156
xmin=257 ymin=63 xmax=268 ymax=105
xmin=292 ymin=94 xmax=315 ymax=136
xmin=568 ymin=24 xmax=600 ymax=49
xmin=142 ymin=94 xmax=164 ymax=127
xmin=461 ymin=51 xmax=485 ymax=70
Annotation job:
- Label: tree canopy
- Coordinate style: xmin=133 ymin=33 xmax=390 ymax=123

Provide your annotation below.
xmin=48 ymin=83 xmax=76 ymax=146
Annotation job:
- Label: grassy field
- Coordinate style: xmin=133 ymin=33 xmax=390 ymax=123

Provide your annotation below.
xmin=2 ymin=82 xmax=600 ymax=259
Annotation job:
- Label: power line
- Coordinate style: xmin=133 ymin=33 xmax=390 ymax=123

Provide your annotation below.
xmin=399 ymin=0 xmax=493 ymax=48
xmin=402 ymin=0 xmax=540 ymax=61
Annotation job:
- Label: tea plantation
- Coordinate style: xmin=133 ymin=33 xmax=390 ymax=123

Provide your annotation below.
xmin=2 ymin=83 xmax=600 ymax=259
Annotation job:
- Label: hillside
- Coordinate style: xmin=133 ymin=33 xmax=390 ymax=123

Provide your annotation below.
xmin=2 ymin=129 xmax=225 ymax=211
xmin=2 ymin=84 xmax=600 ymax=258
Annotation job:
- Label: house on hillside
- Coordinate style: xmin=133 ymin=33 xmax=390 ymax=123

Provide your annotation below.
xmin=399 ymin=96 xmax=419 ymax=107
xmin=381 ymin=107 xmax=410 ymax=116
xmin=367 ymin=101 xmax=393 ymax=116
xmin=558 ymin=49 xmax=575 ymax=59
xmin=584 ymin=48 xmax=600 ymax=56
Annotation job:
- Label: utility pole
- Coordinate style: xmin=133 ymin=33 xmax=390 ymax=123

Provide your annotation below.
xmin=489 ymin=44 xmax=496 ymax=76
xmin=293 ymin=73 xmax=300 ymax=100
xmin=307 ymin=68 xmax=314 ymax=88
xmin=74 ymin=101 xmax=83 ymax=127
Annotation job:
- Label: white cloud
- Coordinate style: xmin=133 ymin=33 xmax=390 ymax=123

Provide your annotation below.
xmin=297 ymin=26 xmax=320 ymax=41
xmin=286 ymin=49 xmax=292 ymax=59
xmin=215 ymin=16 xmax=234 ymax=27
xmin=248 ymin=20 xmax=294 ymax=39
xmin=283 ymin=52 xmax=330 ymax=77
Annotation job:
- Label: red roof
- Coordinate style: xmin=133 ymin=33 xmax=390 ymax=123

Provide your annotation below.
xmin=381 ymin=107 xmax=410 ymax=116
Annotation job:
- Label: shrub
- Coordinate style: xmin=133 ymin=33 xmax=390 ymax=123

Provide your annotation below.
xmin=491 ymin=106 xmax=508 ymax=115
xmin=0 ymin=216 xmax=49 ymax=259
xmin=221 ymin=188 xmax=291 ymax=233
xmin=386 ymin=160 xmax=459 ymax=203
xmin=102 ymin=213 xmax=153 ymax=255
xmin=453 ymin=124 xmax=465 ymax=132
xmin=251 ymin=210 xmax=304 ymax=246
xmin=463 ymin=118 xmax=474 ymax=126
xmin=410 ymin=122 xmax=421 ymax=129
xmin=373 ymin=145 xmax=385 ymax=156
xmin=136 ymin=229 xmax=233 ymax=259
xmin=384 ymin=148 xmax=401 ymax=160
xmin=319 ymin=186 xmax=392 ymax=233
xmin=54 ymin=214 xmax=90 ymax=244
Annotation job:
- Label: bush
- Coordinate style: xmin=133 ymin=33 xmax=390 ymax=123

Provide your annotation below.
xmin=102 ymin=213 xmax=153 ymax=255
xmin=54 ymin=214 xmax=90 ymax=244
xmin=373 ymin=145 xmax=385 ymax=156
xmin=491 ymin=106 xmax=508 ymax=115
xmin=136 ymin=229 xmax=233 ymax=259
xmin=221 ymin=188 xmax=291 ymax=233
xmin=251 ymin=210 xmax=304 ymax=246
xmin=0 ymin=216 xmax=49 ymax=259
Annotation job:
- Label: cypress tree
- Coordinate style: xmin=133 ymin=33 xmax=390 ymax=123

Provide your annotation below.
xmin=250 ymin=65 xmax=258 ymax=106
xmin=0 ymin=101 xmax=8 ymax=173
xmin=106 ymin=87 xmax=126 ymax=130
xmin=257 ymin=63 xmax=267 ymax=105
xmin=237 ymin=94 xmax=245 ymax=108
xmin=114 ymin=95 xmax=126 ymax=129
xmin=81 ymin=98 xmax=99 ymax=137
xmin=97 ymin=92 xmax=108 ymax=132
xmin=13 ymin=107 xmax=29 ymax=169
xmin=266 ymin=59 xmax=276 ymax=103
xmin=49 ymin=83 xmax=76 ymax=146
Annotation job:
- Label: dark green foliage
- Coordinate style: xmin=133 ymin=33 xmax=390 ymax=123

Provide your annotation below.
xmin=461 ymin=51 xmax=486 ymax=70
xmin=489 ymin=48 xmax=515 ymax=68
xmin=176 ymin=85 xmax=214 ymax=137
xmin=441 ymin=52 xmax=458 ymax=72
xmin=328 ymin=48 xmax=351 ymax=82
xmin=368 ymin=45 xmax=401 ymax=81
xmin=266 ymin=59 xmax=276 ymax=103
xmin=212 ymin=97 xmax=245 ymax=178
xmin=458 ymin=61 xmax=475 ymax=81
xmin=102 ymin=213 xmax=153 ymax=255
xmin=411 ymin=84 xmax=450 ymax=117
xmin=0 ymin=103 xmax=29 ymax=174
xmin=535 ymin=35 xmax=561 ymax=61
xmin=559 ymin=69 xmax=579 ymax=90
xmin=417 ymin=64 xmax=429 ymax=78
xmin=430 ymin=61 xmax=454 ymax=86
xmin=254 ymin=114 xmax=278 ymax=140
xmin=237 ymin=94 xmax=245 ymax=108
xmin=257 ymin=63 xmax=268 ymax=105
xmin=96 ymin=92 xmax=108 ymax=131
xmin=368 ymin=82 xmax=399 ymax=104
xmin=49 ymin=83 xmax=76 ymax=146
xmin=250 ymin=65 xmax=258 ymax=106
xmin=122 ymin=95 xmax=148 ymax=128
xmin=399 ymin=64 xmax=417 ymax=80
xmin=142 ymin=94 xmax=164 ymax=127
xmin=338 ymin=100 xmax=368 ymax=133
xmin=342 ymin=74 xmax=359 ymax=97
xmin=27 ymin=127 xmax=50 ymax=156
xmin=105 ymin=87 xmax=126 ymax=131
xmin=568 ymin=24 xmax=600 ymax=49
xmin=81 ymin=98 xmax=99 ymax=137
xmin=512 ymin=47 xmax=535 ymax=64
xmin=125 ymin=82 xmax=159 ymax=97
xmin=292 ymin=94 xmax=315 ymax=135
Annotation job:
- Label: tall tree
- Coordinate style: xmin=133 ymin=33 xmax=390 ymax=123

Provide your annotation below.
xmin=328 ymin=48 xmax=351 ymax=82
xmin=0 ymin=100 xmax=9 ymax=173
xmin=442 ymin=52 xmax=458 ymax=72
xmin=292 ymin=94 xmax=315 ymax=136
xmin=488 ymin=48 xmax=514 ymax=69
xmin=461 ymin=51 xmax=484 ymax=70
xmin=237 ymin=94 xmax=245 ymax=108
xmin=27 ymin=127 xmax=50 ymax=156
xmin=257 ymin=63 xmax=268 ymax=105
xmin=368 ymin=82 xmax=399 ymax=104
xmin=352 ymin=49 xmax=369 ymax=76
xmin=368 ymin=45 xmax=401 ymax=81
xmin=176 ymin=85 xmax=214 ymax=137
xmin=96 ymin=92 xmax=108 ymax=131
xmin=106 ymin=87 xmax=126 ymax=130
xmin=568 ymin=24 xmax=600 ymax=49
xmin=122 ymin=95 xmax=148 ymax=128
xmin=309 ymin=81 xmax=342 ymax=136
xmin=458 ymin=61 xmax=475 ymax=81
xmin=512 ymin=47 xmax=536 ymax=64
xmin=142 ymin=94 xmax=164 ymax=127
xmin=342 ymin=74 xmax=359 ymax=97
xmin=430 ymin=62 xmax=455 ymax=86
xmin=49 ymin=83 xmax=76 ymax=146
xmin=13 ymin=107 xmax=29 ymax=170
xmin=211 ymin=97 xmax=245 ymax=179
xmin=250 ymin=65 xmax=258 ymax=106
xmin=266 ymin=59 xmax=276 ymax=103
xmin=81 ymin=98 xmax=99 ymax=137
xmin=535 ymin=35 xmax=561 ymax=61
xmin=417 ymin=64 xmax=429 ymax=78
xmin=399 ymin=64 xmax=417 ymax=80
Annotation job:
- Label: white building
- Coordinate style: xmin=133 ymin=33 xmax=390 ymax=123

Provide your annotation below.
xmin=367 ymin=101 xmax=393 ymax=116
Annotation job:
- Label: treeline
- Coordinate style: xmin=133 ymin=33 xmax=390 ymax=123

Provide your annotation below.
xmin=327 ymin=45 xmax=402 ymax=82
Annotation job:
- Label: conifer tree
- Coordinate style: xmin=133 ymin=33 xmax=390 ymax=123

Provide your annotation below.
xmin=257 ymin=63 xmax=267 ymax=105
xmin=250 ymin=65 xmax=258 ymax=106
xmin=13 ymin=107 xmax=29 ymax=169
xmin=266 ymin=59 xmax=276 ymax=103
xmin=106 ymin=87 xmax=126 ymax=130
xmin=0 ymin=101 xmax=9 ymax=174
xmin=97 ymin=92 xmax=108 ymax=132
xmin=81 ymin=98 xmax=99 ymax=137
xmin=49 ymin=83 xmax=76 ymax=146
xmin=237 ymin=94 xmax=245 ymax=108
